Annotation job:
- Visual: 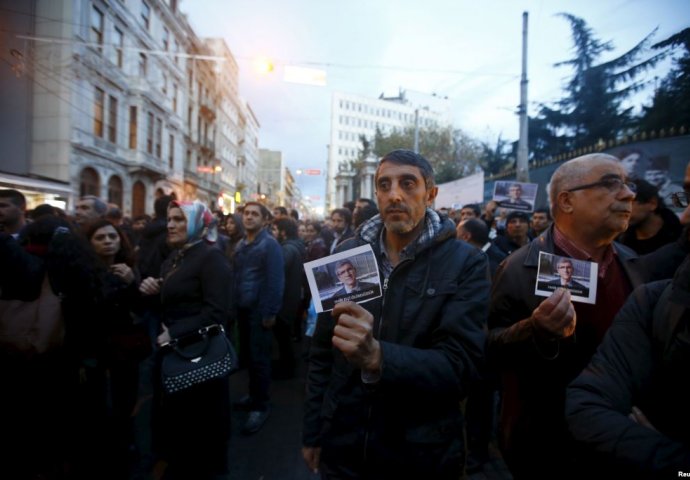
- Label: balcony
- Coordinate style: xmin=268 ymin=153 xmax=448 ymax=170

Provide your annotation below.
xmin=200 ymin=139 xmax=215 ymax=156
xmin=199 ymin=102 xmax=216 ymax=121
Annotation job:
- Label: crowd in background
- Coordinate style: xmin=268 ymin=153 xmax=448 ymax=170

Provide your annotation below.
xmin=0 ymin=150 xmax=688 ymax=479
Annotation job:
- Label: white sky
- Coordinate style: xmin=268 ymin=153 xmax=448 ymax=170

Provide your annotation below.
xmin=182 ymin=0 xmax=689 ymax=208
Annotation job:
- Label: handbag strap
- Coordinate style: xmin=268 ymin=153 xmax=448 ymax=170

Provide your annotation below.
xmin=162 ymin=324 xmax=225 ymax=353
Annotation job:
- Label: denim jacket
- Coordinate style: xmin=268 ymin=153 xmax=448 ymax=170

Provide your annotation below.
xmin=234 ymin=228 xmax=284 ymax=317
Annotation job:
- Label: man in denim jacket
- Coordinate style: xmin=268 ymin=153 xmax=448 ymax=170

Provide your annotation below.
xmin=234 ymin=201 xmax=284 ymax=434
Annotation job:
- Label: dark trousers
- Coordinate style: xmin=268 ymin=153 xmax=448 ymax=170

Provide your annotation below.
xmin=273 ymin=314 xmax=296 ymax=374
xmin=237 ymin=307 xmax=272 ymax=411
xmin=153 ymin=350 xmax=231 ymax=479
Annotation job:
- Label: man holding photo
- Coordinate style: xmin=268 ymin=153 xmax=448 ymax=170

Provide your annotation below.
xmin=488 ymin=153 xmax=647 ymax=478
xmin=302 ymin=149 xmax=489 ymax=478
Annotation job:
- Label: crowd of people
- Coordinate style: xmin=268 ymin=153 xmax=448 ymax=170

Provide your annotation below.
xmin=0 ymin=148 xmax=689 ymax=479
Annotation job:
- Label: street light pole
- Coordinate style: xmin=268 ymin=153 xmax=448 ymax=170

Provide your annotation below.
xmin=516 ymin=11 xmax=530 ymax=182
xmin=413 ymin=108 xmax=420 ymax=153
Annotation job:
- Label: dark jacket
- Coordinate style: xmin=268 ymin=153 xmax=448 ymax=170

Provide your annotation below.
xmin=329 ymin=226 xmax=354 ymax=253
xmin=160 ymin=242 xmax=232 ymax=339
xmin=618 ymin=206 xmax=683 ymax=255
xmin=639 ymin=225 xmax=690 ymax=281
xmin=303 ymin=212 xmax=489 ymax=478
xmin=279 ymin=238 xmax=305 ymax=321
xmin=488 ymin=225 xmax=647 ymax=477
xmin=566 ymin=257 xmax=690 ymax=478
xmin=136 ymin=218 xmax=171 ymax=280
xmin=233 ymin=228 xmax=284 ymax=317
xmin=306 ymin=236 xmax=328 ymax=262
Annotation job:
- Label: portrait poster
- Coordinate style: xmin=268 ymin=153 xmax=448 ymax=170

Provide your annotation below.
xmin=535 ymin=251 xmax=598 ymax=305
xmin=492 ymin=181 xmax=538 ymax=212
xmin=303 ymin=244 xmax=382 ymax=313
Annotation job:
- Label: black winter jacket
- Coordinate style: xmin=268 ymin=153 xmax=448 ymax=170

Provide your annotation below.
xmin=303 ymin=212 xmax=489 ymax=478
xmin=566 ymin=256 xmax=690 ymax=478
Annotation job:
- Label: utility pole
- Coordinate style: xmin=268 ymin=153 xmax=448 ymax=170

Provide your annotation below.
xmin=413 ymin=108 xmax=420 ymax=153
xmin=516 ymin=11 xmax=530 ymax=182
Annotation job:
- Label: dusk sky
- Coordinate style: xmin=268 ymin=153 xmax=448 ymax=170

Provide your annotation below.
xmin=182 ymin=0 xmax=689 ymax=209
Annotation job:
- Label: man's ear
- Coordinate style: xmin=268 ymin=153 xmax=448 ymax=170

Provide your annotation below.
xmin=426 ymin=186 xmax=439 ymax=206
xmin=557 ymin=191 xmax=574 ymax=214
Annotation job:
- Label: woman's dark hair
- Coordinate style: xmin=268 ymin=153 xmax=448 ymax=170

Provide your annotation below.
xmin=226 ymin=214 xmax=245 ymax=240
xmin=85 ymin=218 xmax=136 ymax=267
xmin=274 ymin=218 xmax=298 ymax=240
xmin=23 ymin=216 xmax=105 ymax=302
xmin=306 ymin=220 xmax=322 ymax=234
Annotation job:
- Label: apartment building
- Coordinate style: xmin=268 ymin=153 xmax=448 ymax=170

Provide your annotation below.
xmin=326 ymin=89 xmax=450 ymax=210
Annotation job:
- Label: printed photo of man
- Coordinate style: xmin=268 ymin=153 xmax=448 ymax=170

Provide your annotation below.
xmin=545 ymin=258 xmax=588 ymax=296
xmin=320 ymin=259 xmax=381 ymax=311
xmin=495 ymin=182 xmax=535 ymax=212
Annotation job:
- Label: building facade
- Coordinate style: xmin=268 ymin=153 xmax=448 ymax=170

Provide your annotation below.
xmin=326 ymin=89 xmax=451 ymax=210
xmin=0 ymin=0 xmax=257 ymax=216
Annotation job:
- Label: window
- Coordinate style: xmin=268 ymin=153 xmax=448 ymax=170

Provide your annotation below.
xmin=168 ymin=134 xmax=174 ymax=168
xmin=132 ymin=181 xmax=146 ymax=217
xmin=173 ymin=40 xmax=179 ymax=65
xmin=155 ymin=118 xmax=162 ymax=158
xmin=90 ymin=6 xmax=104 ymax=53
xmin=139 ymin=53 xmax=147 ymax=77
xmin=172 ymin=83 xmax=177 ymax=113
xmin=93 ymin=87 xmax=105 ymax=137
xmin=141 ymin=1 xmax=151 ymax=30
xmin=80 ymin=167 xmax=100 ymax=197
xmin=146 ymin=112 xmax=154 ymax=154
xmin=114 ymin=27 xmax=124 ymax=68
xmin=162 ymin=74 xmax=167 ymax=95
xmin=163 ymin=27 xmax=169 ymax=51
xmin=129 ymin=106 xmax=137 ymax=149
xmin=108 ymin=176 xmax=123 ymax=207
xmin=108 ymin=95 xmax=118 ymax=143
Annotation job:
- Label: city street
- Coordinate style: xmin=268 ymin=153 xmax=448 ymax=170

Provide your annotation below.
xmin=131 ymin=340 xmax=511 ymax=480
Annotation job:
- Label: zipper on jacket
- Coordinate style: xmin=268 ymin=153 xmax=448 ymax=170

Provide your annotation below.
xmin=363 ymin=260 xmax=411 ymax=463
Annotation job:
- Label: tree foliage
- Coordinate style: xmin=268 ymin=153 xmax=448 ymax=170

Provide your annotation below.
xmin=530 ymin=13 xmax=664 ymax=158
xmin=365 ymin=125 xmax=486 ymax=184
xmin=638 ymin=28 xmax=690 ymax=131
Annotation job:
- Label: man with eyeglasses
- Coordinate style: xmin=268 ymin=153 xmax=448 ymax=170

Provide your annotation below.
xmin=566 ymin=161 xmax=690 ymax=476
xmin=488 ymin=153 xmax=648 ymax=479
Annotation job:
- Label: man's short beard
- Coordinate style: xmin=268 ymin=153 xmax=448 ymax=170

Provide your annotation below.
xmin=384 ymin=218 xmax=418 ymax=234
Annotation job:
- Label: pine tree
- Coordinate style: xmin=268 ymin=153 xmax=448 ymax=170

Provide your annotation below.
xmin=638 ymin=28 xmax=690 ymax=132
xmin=531 ymin=13 xmax=664 ymax=157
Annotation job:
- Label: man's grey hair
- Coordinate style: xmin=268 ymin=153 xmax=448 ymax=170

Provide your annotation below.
xmin=335 ymin=259 xmax=355 ymax=271
xmin=80 ymin=195 xmax=108 ymax=215
xmin=548 ymin=154 xmax=621 ymax=218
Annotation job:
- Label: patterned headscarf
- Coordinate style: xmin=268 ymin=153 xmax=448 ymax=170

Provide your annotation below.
xmin=169 ymin=200 xmax=218 ymax=246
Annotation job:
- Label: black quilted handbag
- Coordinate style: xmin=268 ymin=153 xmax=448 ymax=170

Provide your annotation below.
xmin=161 ymin=324 xmax=238 ymax=394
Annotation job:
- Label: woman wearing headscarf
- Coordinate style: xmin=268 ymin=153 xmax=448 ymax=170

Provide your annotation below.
xmin=140 ymin=200 xmax=233 ymax=479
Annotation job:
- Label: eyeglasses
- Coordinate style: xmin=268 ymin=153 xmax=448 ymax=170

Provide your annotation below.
xmin=567 ymin=176 xmax=637 ymax=194
xmin=667 ymin=191 xmax=689 ymax=208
